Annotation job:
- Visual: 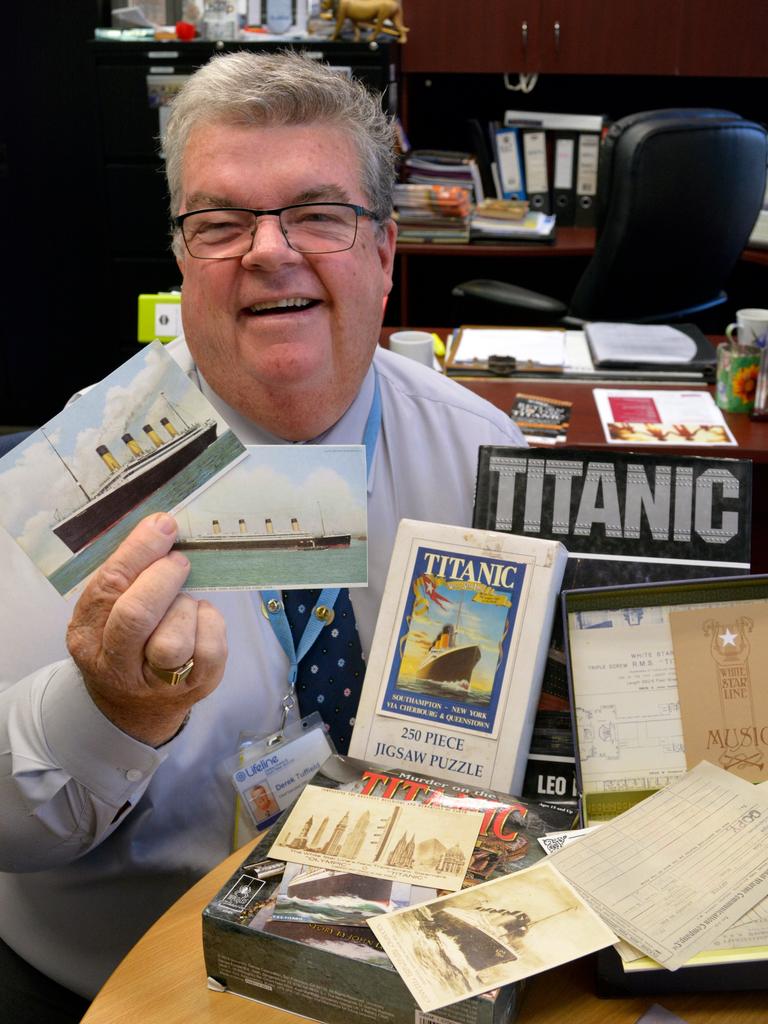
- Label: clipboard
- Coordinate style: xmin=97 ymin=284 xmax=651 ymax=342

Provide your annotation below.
xmin=445 ymin=325 xmax=567 ymax=375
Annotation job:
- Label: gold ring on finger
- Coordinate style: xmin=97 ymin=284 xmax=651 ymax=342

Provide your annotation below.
xmin=145 ymin=656 xmax=195 ymax=686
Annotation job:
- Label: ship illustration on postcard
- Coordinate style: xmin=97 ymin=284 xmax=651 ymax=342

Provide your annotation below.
xmin=379 ymin=545 xmax=524 ymax=736
xmin=0 ymin=342 xmax=244 ymax=596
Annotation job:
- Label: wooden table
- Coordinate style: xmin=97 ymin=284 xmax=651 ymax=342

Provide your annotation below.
xmin=80 ymin=839 xmax=767 ymax=1024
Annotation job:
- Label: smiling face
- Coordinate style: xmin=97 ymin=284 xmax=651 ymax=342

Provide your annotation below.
xmin=176 ymin=121 xmax=396 ymax=439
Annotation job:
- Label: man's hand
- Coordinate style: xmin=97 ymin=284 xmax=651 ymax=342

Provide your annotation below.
xmin=66 ymin=513 xmax=227 ymax=746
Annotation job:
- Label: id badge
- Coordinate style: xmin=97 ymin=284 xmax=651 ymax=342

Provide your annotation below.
xmin=227 ymin=712 xmax=335 ymax=835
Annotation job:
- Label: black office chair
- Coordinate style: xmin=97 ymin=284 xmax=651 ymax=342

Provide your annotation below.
xmin=452 ymin=109 xmax=768 ymax=327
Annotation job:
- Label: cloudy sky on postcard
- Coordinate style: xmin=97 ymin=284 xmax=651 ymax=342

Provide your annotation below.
xmin=175 ymin=444 xmax=368 ymax=591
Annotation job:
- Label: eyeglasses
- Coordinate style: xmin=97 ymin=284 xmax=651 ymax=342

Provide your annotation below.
xmin=174 ymin=202 xmax=379 ymax=259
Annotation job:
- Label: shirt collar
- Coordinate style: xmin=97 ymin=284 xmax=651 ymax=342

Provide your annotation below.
xmin=171 ymin=336 xmax=379 ymax=492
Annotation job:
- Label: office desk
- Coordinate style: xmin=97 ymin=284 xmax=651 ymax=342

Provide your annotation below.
xmin=456 ymin=376 xmax=768 ymax=574
xmin=395 ymin=228 xmax=595 ymax=327
xmin=380 ymin=330 xmax=768 ymax=571
xmin=394 ymin=232 xmax=767 ymax=325
xmin=80 ymin=840 xmax=767 ymax=1024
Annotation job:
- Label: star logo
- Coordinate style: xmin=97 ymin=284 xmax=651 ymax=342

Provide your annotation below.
xmin=719 ymin=628 xmax=738 ymax=647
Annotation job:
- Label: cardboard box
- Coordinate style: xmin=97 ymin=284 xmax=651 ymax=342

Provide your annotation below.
xmin=562 ymin=573 xmax=768 ymax=994
xmin=203 ymin=754 xmax=578 ymax=1022
xmin=203 ymin=823 xmax=523 ymax=1024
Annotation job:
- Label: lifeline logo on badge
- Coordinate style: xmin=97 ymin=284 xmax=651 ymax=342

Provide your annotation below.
xmin=227 ymin=712 xmax=335 ymax=832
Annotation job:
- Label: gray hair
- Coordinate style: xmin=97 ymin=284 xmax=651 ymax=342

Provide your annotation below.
xmin=163 ymin=50 xmax=396 ymax=242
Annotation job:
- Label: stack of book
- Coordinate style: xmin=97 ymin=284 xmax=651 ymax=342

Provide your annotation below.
xmin=393 ymin=182 xmax=472 ymax=243
xmin=400 ymin=149 xmax=485 ymax=203
xmin=470 ymin=198 xmax=555 ymax=241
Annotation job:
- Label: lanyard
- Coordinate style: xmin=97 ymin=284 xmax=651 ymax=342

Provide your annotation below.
xmin=259 ymin=369 xmax=382 ymax=736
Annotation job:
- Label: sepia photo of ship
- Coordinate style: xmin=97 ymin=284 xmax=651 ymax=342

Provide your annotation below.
xmin=0 ymin=342 xmax=244 ymax=596
xmin=269 ymin=785 xmax=482 ymax=891
xmin=174 ymin=444 xmax=368 ymax=591
xmin=369 ymin=859 xmax=617 ymax=1013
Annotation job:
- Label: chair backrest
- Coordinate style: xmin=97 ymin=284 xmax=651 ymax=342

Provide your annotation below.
xmin=569 ymin=108 xmax=768 ymax=323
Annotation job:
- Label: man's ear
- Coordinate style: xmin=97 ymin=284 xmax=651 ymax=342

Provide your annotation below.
xmin=377 ymin=218 xmax=398 ymax=291
xmin=175 ymin=249 xmax=187 ymax=278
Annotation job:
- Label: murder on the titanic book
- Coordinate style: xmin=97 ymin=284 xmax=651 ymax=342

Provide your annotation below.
xmin=203 ymin=754 xmax=575 ymax=1024
xmin=472 ymin=446 xmax=752 ymax=805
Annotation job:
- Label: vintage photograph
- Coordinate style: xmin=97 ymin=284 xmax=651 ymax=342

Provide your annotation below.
xmin=369 ymin=859 xmax=616 ymax=1012
xmin=174 ymin=443 xmax=367 ymax=590
xmin=566 ymin=600 xmax=688 ymax=795
xmin=268 ymin=784 xmax=483 ymax=890
xmin=0 ymin=342 xmax=244 ymax=596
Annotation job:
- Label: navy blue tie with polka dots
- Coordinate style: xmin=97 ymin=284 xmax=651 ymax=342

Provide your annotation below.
xmin=281 ymin=587 xmax=366 ymax=754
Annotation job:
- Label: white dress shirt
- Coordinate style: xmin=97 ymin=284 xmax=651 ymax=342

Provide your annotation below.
xmin=0 ymin=339 xmax=525 ymax=997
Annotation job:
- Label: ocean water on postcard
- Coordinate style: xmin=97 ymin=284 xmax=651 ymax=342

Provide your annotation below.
xmin=182 ymin=537 xmax=368 ymax=591
xmin=48 ymin=431 xmax=243 ymax=596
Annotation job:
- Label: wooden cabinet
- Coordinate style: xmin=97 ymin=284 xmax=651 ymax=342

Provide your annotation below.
xmin=402 ymin=0 xmax=766 ymax=77
xmin=677 ymin=0 xmax=768 ymax=77
xmin=401 ymin=0 xmax=538 ymax=74
xmin=535 ymin=0 xmax=681 ymax=75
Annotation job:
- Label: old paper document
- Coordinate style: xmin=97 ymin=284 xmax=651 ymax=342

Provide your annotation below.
xmin=567 ymin=604 xmax=687 ymax=795
xmin=369 ymin=859 xmax=616 ymax=1012
xmin=551 ymin=761 xmax=768 ymax=969
xmin=268 ymin=785 xmax=482 ymax=891
xmin=670 ymin=599 xmax=768 ymax=783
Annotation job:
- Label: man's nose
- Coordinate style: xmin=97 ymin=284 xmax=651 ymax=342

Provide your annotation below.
xmin=240 ymin=214 xmax=303 ymax=268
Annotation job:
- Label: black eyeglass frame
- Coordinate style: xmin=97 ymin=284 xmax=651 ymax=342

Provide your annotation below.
xmin=174 ymin=202 xmax=380 ymax=258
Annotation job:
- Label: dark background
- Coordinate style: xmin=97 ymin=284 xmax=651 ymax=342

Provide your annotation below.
xmin=2 ymin=4 xmax=765 ymax=426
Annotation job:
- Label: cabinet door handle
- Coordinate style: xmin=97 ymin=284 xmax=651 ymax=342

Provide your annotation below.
xmin=553 ymin=20 xmax=561 ymax=52
xmin=521 ymin=19 xmax=528 ymax=53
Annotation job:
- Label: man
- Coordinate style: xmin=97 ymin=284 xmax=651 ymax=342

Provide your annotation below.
xmin=248 ymin=783 xmax=280 ymax=825
xmin=0 ymin=51 xmax=524 ymax=1020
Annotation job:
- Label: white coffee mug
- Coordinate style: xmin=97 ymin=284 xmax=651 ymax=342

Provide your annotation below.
xmin=388 ymin=330 xmax=435 ymax=367
xmin=725 ymin=308 xmax=768 ymax=348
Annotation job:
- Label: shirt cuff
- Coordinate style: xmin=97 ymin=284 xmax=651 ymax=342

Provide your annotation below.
xmin=40 ymin=662 xmax=167 ymax=806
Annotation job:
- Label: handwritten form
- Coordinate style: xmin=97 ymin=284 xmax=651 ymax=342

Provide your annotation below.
xmin=551 ymin=761 xmax=768 ymax=969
